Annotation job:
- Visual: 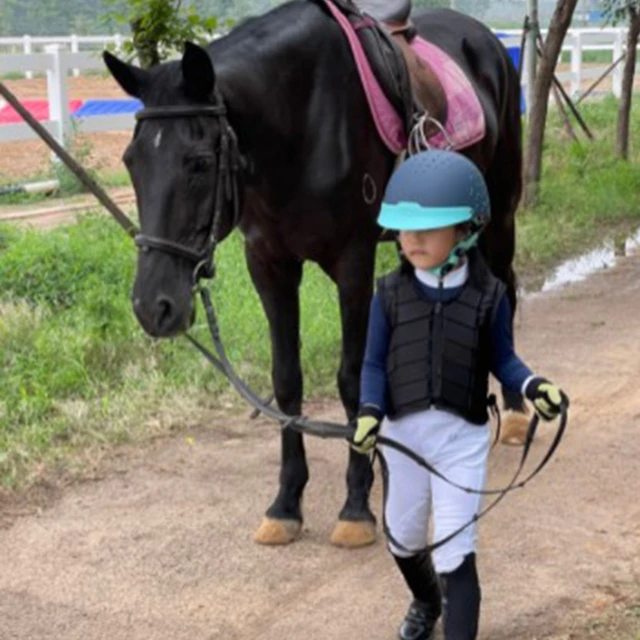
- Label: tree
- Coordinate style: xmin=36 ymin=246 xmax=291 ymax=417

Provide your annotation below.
xmin=524 ymin=0 xmax=580 ymax=207
xmin=603 ymin=0 xmax=640 ymax=160
xmin=105 ymin=0 xmax=219 ymax=67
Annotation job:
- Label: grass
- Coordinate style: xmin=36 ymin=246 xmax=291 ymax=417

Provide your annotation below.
xmin=0 ymin=133 xmax=132 ymax=208
xmin=0 ymin=168 xmax=132 ymax=207
xmin=571 ymin=600 xmax=640 ymax=639
xmin=516 ymin=96 xmax=640 ymax=286
xmin=0 ymin=215 xmax=375 ymax=486
xmin=560 ymin=50 xmax=615 ymax=65
xmin=1 ymin=97 xmax=639 ymax=488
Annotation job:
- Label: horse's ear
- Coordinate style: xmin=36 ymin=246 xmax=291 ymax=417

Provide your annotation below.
xmin=103 ymin=51 xmax=149 ymax=99
xmin=182 ymin=42 xmax=216 ymax=101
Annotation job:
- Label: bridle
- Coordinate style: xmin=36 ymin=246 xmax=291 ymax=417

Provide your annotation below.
xmin=133 ymin=91 xmax=243 ymax=283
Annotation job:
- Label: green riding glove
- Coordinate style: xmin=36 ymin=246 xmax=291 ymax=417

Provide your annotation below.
xmin=525 ymin=377 xmax=569 ymax=421
xmin=351 ymin=406 xmax=383 ymax=455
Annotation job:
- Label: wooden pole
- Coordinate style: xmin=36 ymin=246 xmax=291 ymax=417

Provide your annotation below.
xmin=525 ymin=0 xmax=539 ymax=119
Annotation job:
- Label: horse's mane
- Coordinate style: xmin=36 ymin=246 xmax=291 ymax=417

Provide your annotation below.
xmin=207 ymin=1 xmax=330 ymax=59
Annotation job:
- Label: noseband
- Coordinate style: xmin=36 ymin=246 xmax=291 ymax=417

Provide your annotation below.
xmin=134 ymin=92 xmax=243 ymax=282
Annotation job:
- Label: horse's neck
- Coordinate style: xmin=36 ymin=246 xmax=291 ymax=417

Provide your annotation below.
xmin=212 ymin=3 xmax=337 ymax=142
xmin=211 ymin=2 xmax=363 ymax=195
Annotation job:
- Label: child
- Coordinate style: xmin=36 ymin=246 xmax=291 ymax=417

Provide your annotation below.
xmin=352 ymin=150 xmax=568 ymax=640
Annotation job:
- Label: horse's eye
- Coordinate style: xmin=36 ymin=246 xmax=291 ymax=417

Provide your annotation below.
xmin=188 ymin=155 xmax=214 ymax=173
xmin=123 ymin=146 xmax=134 ymax=168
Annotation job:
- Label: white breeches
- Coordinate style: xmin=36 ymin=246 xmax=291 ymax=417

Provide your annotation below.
xmin=378 ymin=408 xmax=491 ymax=574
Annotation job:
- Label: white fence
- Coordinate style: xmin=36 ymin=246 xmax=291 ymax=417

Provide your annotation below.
xmin=0 ymin=46 xmax=134 ymax=145
xmin=0 ymin=28 xmax=637 ymax=147
xmin=0 ymin=35 xmax=126 ymax=79
xmin=499 ymin=27 xmax=631 ymax=100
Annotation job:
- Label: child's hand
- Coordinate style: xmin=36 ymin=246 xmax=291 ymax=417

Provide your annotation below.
xmin=351 ymin=406 xmax=382 ymax=454
xmin=525 ymin=377 xmax=569 ymax=421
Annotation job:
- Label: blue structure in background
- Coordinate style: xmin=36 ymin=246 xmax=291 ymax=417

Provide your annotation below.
xmin=73 ymin=99 xmax=143 ymax=118
xmin=496 ymin=33 xmax=526 ymax=114
xmin=587 ymin=10 xmax=604 ymax=25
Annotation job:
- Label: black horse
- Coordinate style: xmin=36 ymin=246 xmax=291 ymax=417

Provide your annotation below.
xmin=104 ymin=0 xmax=524 ymax=548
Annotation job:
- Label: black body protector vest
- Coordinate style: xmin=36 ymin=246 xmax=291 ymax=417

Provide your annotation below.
xmin=378 ymin=252 xmax=506 ymax=425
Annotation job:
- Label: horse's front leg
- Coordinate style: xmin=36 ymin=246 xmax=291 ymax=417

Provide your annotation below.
xmin=246 ymin=249 xmax=307 ymax=545
xmin=325 ymin=241 xmax=378 ymax=548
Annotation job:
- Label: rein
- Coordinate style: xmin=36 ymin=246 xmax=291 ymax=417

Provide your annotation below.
xmin=0 ymin=78 xmax=569 ymax=549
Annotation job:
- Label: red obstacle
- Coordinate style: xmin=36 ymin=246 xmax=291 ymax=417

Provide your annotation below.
xmin=0 ymin=99 xmax=83 ymax=125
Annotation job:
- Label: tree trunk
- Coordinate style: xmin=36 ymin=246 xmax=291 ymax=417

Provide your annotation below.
xmin=617 ymin=7 xmax=640 ymax=160
xmin=524 ymin=0 xmax=580 ymax=208
xmin=130 ymin=18 xmax=161 ymax=69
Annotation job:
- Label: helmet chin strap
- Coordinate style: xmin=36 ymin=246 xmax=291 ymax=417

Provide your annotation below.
xmin=428 ymin=222 xmax=484 ymax=279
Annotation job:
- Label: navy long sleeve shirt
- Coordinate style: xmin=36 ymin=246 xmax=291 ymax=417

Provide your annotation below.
xmin=360 ymin=267 xmax=533 ymax=414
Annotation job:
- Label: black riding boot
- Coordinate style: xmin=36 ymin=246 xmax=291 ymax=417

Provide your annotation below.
xmin=394 ymin=552 xmax=442 ymax=640
xmin=439 ymin=553 xmax=481 ymax=640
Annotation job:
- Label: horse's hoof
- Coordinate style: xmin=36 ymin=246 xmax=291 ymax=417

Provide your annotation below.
xmin=253 ymin=517 xmax=302 ymax=545
xmin=330 ymin=520 xmax=377 ymax=548
xmin=500 ymin=411 xmax=530 ymax=446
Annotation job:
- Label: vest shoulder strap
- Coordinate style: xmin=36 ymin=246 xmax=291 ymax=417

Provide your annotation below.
xmin=377 ymin=268 xmax=404 ymax=323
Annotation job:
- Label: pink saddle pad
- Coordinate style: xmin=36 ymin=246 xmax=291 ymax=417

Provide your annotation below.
xmin=324 ymin=0 xmax=485 ymax=155
xmin=410 ymin=37 xmax=485 ymax=151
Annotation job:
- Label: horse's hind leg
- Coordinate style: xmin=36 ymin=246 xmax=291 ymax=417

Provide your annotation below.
xmin=246 ymin=249 xmax=308 ymax=545
xmin=324 ymin=239 xmax=377 ymax=548
xmin=482 ymin=116 xmax=530 ymax=445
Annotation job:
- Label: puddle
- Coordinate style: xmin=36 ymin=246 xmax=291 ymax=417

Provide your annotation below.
xmin=539 ymin=227 xmax=640 ymax=293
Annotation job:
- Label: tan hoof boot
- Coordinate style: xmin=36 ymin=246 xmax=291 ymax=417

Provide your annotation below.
xmin=500 ymin=411 xmax=531 ymax=447
xmin=330 ymin=520 xmax=377 ymax=548
xmin=253 ymin=517 xmax=302 ymax=545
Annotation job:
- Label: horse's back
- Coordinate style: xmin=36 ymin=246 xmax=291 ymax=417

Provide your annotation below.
xmin=412 ymin=9 xmax=522 ymax=283
xmin=412 ymin=9 xmax=518 ymax=139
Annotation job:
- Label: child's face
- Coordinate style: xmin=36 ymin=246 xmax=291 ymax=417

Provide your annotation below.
xmin=399 ymin=226 xmax=458 ymax=271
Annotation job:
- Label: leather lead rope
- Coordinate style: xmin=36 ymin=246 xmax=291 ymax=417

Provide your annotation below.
xmin=0 ymin=79 xmax=569 ymax=551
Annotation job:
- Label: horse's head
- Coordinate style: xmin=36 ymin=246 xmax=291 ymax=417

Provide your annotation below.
xmin=104 ymin=44 xmax=239 ymax=338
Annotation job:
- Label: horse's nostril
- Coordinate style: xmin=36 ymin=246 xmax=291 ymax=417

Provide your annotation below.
xmin=155 ymin=295 xmax=175 ymax=332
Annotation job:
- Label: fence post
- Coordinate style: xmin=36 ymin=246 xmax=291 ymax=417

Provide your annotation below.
xmin=114 ymin=33 xmax=123 ymax=53
xmin=570 ymin=31 xmax=582 ymax=98
xmin=24 ymin=35 xmax=33 ymax=79
xmin=45 ymin=44 xmax=70 ymax=154
xmin=613 ymin=28 xmax=624 ymax=99
xmin=71 ymin=34 xmax=80 ymax=77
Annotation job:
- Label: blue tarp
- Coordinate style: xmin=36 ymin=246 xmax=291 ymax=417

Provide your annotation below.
xmin=73 ymin=99 xmax=143 ymax=118
xmin=496 ymin=33 xmax=526 ymax=113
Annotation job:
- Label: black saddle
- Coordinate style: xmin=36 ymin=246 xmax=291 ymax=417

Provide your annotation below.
xmin=324 ymin=0 xmax=416 ymax=138
xmin=356 ymin=0 xmax=412 ymax=24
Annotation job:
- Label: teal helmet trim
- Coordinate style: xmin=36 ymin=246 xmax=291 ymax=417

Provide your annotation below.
xmin=379 ymin=150 xmax=491 ymax=228
xmin=378 ymin=202 xmax=474 ymax=231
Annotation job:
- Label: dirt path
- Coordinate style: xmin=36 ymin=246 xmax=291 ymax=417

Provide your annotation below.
xmin=0 ymin=76 xmax=130 ymax=182
xmin=0 ymin=187 xmax=134 ymax=229
xmin=1 ymin=253 xmax=640 ymax=640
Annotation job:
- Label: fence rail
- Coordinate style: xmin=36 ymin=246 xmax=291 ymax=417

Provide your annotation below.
xmin=498 ymin=27 xmax=633 ymax=98
xmin=0 ymin=46 xmax=135 ymax=145
xmin=0 ymin=28 xmax=638 ymax=147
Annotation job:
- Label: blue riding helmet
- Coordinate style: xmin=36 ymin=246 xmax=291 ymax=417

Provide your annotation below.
xmin=378 ymin=150 xmax=491 ymax=231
